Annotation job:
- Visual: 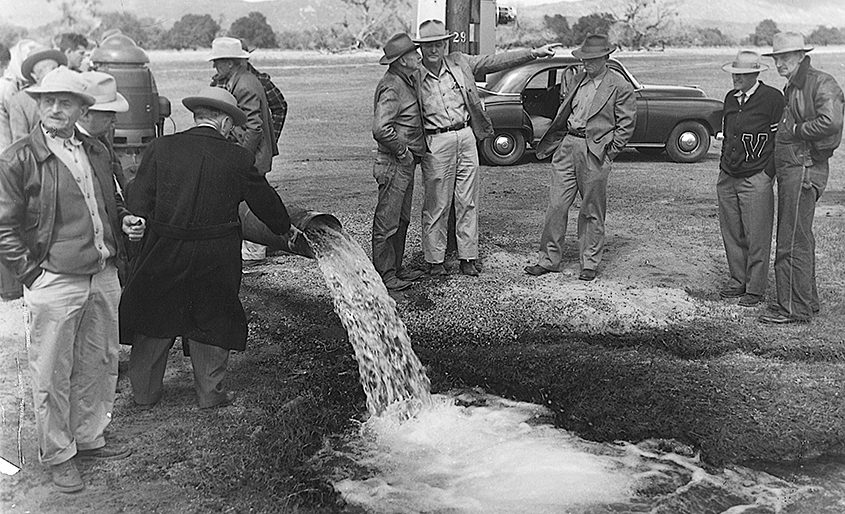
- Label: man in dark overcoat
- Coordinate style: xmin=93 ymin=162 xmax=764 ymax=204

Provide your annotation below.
xmin=120 ymin=87 xmax=292 ymax=409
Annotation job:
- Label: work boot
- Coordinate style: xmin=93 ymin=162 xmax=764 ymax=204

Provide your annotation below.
xmin=427 ymin=263 xmax=447 ymax=277
xmin=77 ymin=443 xmax=132 ymax=460
xmin=459 ymin=260 xmax=479 ymax=277
xmin=397 ymin=268 xmax=425 ymax=281
xmin=51 ymin=459 xmax=84 ymax=493
xmin=383 ymin=276 xmax=413 ymax=291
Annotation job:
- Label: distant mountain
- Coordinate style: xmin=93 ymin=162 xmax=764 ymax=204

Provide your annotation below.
xmin=513 ymin=0 xmax=845 ymax=39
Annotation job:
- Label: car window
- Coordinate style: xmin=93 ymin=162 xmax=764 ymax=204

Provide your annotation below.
xmin=557 ymin=66 xmax=580 ymax=98
xmin=526 ymin=70 xmax=552 ymax=90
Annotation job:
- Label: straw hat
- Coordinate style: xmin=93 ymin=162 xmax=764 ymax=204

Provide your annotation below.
xmin=207 ymin=37 xmax=250 ymax=61
xmin=182 ymin=86 xmax=247 ymax=126
xmin=721 ymin=50 xmax=769 ymax=74
xmin=25 ymin=67 xmax=96 ymax=106
xmin=412 ymin=20 xmax=455 ymax=44
xmin=81 ymin=71 xmax=129 ymax=112
xmin=762 ymin=32 xmax=813 ymax=56
xmin=380 ymin=33 xmax=418 ymax=65
xmin=572 ymin=34 xmax=616 ymax=60
xmin=20 ymin=45 xmax=68 ymax=82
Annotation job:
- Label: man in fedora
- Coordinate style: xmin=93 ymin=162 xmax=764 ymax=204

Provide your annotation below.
xmin=120 ymin=87 xmax=292 ymax=411
xmin=525 ymin=34 xmax=636 ymax=281
xmin=208 ymin=36 xmax=277 ymax=265
xmin=371 ymin=33 xmax=426 ymax=292
xmin=9 ymin=43 xmax=68 ymax=141
xmin=414 ymin=19 xmax=559 ymax=277
xmin=0 ymin=67 xmax=145 ymax=492
xmin=717 ymin=50 xmax=784 ymax=307
xmin=78 ymin=71 xmax=131 ymax=192
xmin=758 ymin=32 xmax=844 ymax=324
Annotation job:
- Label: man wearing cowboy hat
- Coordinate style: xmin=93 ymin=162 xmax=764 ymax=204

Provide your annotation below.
xmin=208 ymin=36 xmax=277 ymax=265
xmin=0 ymin=67 xmax=145 ymax=492
xmin=414 ymin=19 xmax=559 ymax=277
xmin=8 ymin=43 xmax=68 ymax=141
xmin=371 ymin=33 xmax=426 ymax=292
xmin=716 ymin=50 xmax=784 ymax=308
xmin=526 ymin=34 xmax=636 ymax=281
xmin=758 ymin=32 xmax=844 ymax=324
xmin=120 ymin=86 xmax=292 ymax=411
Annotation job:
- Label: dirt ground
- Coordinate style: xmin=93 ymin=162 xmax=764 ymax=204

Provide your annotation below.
xmin=1 ymin=48 xmax=844 ymax=512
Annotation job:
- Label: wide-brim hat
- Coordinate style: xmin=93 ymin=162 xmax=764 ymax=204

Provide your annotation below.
xmin=412 ymin=19 xmax=455 ymax=44
xmin=572 ymin=34 xmax=616 ymax=60
xmin=25 ymin=66 xmax=96 ymax=106
xmin=380 ymin=33 xmax=419 ymax=65
xmin=21 ymin=47 xmax=68 ymax=82
xmin=721 ymin=50 xmax=769 ymax=74
xmin=208 ymin=37 xmax=251 ymax=61
xmin=81 ymin=71 xmax=130 ymax=112
xmin=182 ymin=86 xmax=247 ymax=126
xmin=762 ymin=32 xmax=813 ymax=56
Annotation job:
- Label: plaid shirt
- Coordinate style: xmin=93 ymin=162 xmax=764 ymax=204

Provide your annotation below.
xmin=211 ymin=63 xmax=287 ymax=143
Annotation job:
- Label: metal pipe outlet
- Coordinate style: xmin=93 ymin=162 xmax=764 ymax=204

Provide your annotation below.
xmin=238 ymin=203 xmax=341 ymax=259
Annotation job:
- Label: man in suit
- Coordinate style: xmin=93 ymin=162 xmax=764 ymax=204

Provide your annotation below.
xmin=716 ymin=50 xmax=784 ymax=307
xmin=758 ymin=32 xmax=844 ymax=324
xmin=0 ymin=67 xmax=143 ymax=492
xmin=525 ymin=34 xmax=636 ymax=281
xmin=208 ymin=36 xmax=277 ymax=264
xmin=413 ymin=19 xmax=559 ymax=277
xmin=120 ymin=87 xmax=292 ymax=410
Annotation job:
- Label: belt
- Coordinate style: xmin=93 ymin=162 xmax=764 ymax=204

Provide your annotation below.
xmin=567 ymin=130 xmax=586 ymax=139
xmin=150 ymin=220 xmax=239 ymax=240
xmin=425 ymin=121 xmax=467 ymax=135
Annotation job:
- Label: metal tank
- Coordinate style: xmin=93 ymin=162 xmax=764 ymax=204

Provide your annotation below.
xmin=89 ymin=34 xmax=171 ymax=180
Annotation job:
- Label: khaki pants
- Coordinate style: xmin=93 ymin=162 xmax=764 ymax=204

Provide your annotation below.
xmin=537 ymin=136 xmax=610 ymax=272
xmin=23 ymin=265 xmax=121 ymax=465
xmin=421 ymin=126 xmax=479 ymax=263
xmin=717 ymin=170 xmax=775 ymax=297
xmin=129 ymin=336 xmax=230 ymax=408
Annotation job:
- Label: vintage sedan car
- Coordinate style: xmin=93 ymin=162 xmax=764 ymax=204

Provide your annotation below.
xmin=478 ymin=56 xmax=724 ymax=165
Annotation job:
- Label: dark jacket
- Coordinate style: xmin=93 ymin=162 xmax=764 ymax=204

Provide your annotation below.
xmin=119 ymin=126 xmax=290 ymax=351
xmin=373 ymin=66 xmax=425 ymax=158
xmin=224 ymin=65 xmax=277 ymax=174
xmin=535 ymin=67 xmax=637 ymax=161
xmin=0 ymin=124 xmax=130 ymax=288
xmin=417 ymin=49 xmax=536 ymax=141
xmin=720 ymin=82 xmax=784 ymax=178
xmin=778 ymin=56 xmax=845 ymax=161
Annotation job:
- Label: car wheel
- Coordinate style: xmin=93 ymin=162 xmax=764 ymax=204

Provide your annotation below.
xmin=481 ymin=130 xmax=526 ymax=166
xmin=665 ymin=121 xmax=711 ymax=163
xmin=637 ymin=147 xmax=664 ymax=156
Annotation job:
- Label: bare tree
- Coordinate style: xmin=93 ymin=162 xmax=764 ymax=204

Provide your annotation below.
xmin=338 ymin=0 xmax=414 ymax=49
xmin=614 ymin=0 xmax=678 ymax=49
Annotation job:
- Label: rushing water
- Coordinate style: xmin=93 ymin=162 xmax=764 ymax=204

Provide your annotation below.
xmin=304 ymin=225 xmax=843 ymax=513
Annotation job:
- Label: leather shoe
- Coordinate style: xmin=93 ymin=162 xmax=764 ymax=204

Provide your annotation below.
xmin=738 ymin=294 xmax=763 ymax=307
xmin=460 ymin=260 xmax=479 ymax=276
xmin=427 ymin=263 xmax=447 ymax=277
xmin=383 ymin=276 xmax=413 ymax=291
xmin=578 ymin=269 xmax=597 ymax=281
xmin=397 ymin=268 xmax=425 ymax=281
xmin=51 ymin=459 xmax=84 ymax=493
xmin=77 ymin=443 xmax=131 ymax=460
xmin=524 ymin=264 xmax=552 ymax=276
xmin=719 ymin=287 xmax=745 ymax=299
xmin=758 ymin=313 xmax=808 ymax=325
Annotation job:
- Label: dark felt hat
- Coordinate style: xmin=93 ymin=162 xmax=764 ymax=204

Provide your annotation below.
xmin=571 ymin=34 xmax=616 ymax=60
xmin=380 ymin=33 xmax=419 ymax=65
xmin=21 ymin=46 xmax=67 ymax=82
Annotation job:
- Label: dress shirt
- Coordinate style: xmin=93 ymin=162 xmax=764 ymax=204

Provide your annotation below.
xmin=567 ymin=68 xmax=607 ymax=132
xmin=420 ymin=63 xmax=469 ymax=132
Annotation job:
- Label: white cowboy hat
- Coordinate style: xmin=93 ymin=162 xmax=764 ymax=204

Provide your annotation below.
xmin=26 ymin=67 xmax=96 ymax=106
xmin=182 ymin=86 xmax=247 ymax=126
xmin=207 ymin=37 xmax=251 ymax=61
xmin=81 ymin=71 xmax=129 ymax=112
xmin=412 ymin=20 xmax=455 ymax=44
xmin=721 ymin=50 xmax=769 ymax=74
xmin=762 ymin=32 xmax=813 ymax=56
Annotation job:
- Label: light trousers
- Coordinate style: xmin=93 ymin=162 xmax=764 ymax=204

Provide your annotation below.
xmin=421 ymin=126 xmax=479 ymax=263
xmin=717 ymin=170 xmax=775 ymax=297
xmin=537 ymin=136 xmax=610 ymax=272
xmin=129 ymin=335 xmax=230 ymax=408
xmin=23 ymin=265 xmax=121 ymax=465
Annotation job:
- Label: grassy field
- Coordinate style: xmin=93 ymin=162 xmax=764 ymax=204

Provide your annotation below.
xmin=1 ymin=47 xmax=844 ymax=512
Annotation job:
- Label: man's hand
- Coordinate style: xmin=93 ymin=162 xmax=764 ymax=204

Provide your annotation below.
xmin=122 ymin=215 xmax=146 ymax=242
xmin=531 ymin=43 xmax=564 ymax=59
xmin=398 ymin=148 xmax=414 ymax=166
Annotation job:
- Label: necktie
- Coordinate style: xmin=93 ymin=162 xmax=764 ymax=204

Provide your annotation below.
xmin=739 ymin=92 xmax=746 ymax=106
